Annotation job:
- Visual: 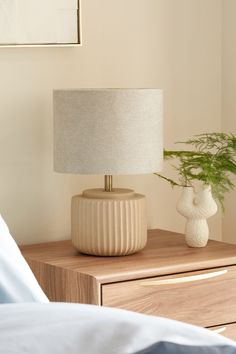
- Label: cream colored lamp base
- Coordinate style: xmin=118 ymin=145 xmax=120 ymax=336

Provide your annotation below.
xmin=71 ymin=188 xmax=147 ymax=256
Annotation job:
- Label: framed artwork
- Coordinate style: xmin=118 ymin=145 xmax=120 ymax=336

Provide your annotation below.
xmin=0 ymin=0 xmax=81 ymax=47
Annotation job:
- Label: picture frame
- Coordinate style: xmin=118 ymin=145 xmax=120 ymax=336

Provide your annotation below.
xmin=0 ymin=0 xmax=81 ymax=47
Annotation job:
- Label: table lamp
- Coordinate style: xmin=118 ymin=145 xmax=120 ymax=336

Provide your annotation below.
xmin=53 ymin=89 xmax=163 ymax=256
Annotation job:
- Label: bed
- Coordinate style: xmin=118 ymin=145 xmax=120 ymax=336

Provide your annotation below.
xmin=0 ymin=213 xmax=236 ymax=354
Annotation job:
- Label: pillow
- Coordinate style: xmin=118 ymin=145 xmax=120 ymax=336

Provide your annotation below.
xmin=0 ymin=303 xmax=235 ymax=354
xmin=0 ymin=214 xmax=49 ymax=303
xmin=135 ymin=341 xmax=236 ymax=354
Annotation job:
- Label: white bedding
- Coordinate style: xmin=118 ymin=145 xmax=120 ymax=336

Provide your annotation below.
xmin=0 ymin=214 xmax=48 ymax=303
xmin=0 ymin=302 xmax=235 ymax=354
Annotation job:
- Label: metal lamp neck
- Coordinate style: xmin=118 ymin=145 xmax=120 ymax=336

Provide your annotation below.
xmin=104 ymin=175 xmax=113 ymax=192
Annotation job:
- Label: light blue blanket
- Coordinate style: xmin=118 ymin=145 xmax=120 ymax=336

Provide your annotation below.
xmin=0 ymin=302 xmax=235 ymax=354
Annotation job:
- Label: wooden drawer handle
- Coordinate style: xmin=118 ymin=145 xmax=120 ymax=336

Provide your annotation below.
xmin=140 ymin=270 xmax=228 ymax=286
xmin=212 ymin=327 xmax=226 ymax=334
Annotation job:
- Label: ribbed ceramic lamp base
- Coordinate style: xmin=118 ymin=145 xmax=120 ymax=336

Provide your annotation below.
xmin=71 ymin=189 xmax=147 ymax=256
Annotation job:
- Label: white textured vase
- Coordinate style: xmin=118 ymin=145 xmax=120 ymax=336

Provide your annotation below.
xmin=176 ymin=185 xmax=218 ymax=247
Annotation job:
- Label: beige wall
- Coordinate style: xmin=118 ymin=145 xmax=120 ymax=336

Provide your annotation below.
xmin=0 ymin=0 xmax=222 ymax=244
xmin=222 ymin=0 xmax=236 ymax=243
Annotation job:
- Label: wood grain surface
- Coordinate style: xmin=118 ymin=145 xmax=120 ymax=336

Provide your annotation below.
xmin=21 ymin=229 xmax=236 ymax=284
xmin=102 ymin=265 xmax=236 ymax=327
xmin=26 ymin=258 xmax=101 ymax=304
xmin=20 ymin=229 xmax=236 ymax=339
xmin=209 ymin=323 xmax=236 ymax=341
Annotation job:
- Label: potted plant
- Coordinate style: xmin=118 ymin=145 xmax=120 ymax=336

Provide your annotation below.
xmin=155 ymin=133 xmax=236 ymax=247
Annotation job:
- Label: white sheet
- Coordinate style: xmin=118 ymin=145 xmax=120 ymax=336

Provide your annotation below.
xmin=0 ymin=302 xmax=235 ymax=354
xmin=0 ymin=214 xmax=49 ymax=303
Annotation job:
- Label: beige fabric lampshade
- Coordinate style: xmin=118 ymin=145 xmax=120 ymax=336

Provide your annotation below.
xmin=53 ymin=89 xmax=163 ymax=175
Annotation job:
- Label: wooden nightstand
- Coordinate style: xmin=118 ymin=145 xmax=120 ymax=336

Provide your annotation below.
xmin=21 ymin=229 xmax=236 ymax=341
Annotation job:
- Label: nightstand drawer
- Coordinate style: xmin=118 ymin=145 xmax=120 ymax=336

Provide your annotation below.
xmin=102 ymin=266 xmax=236 ymax=327
xmin=210 ymin=323 xmax=236 ymax=341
